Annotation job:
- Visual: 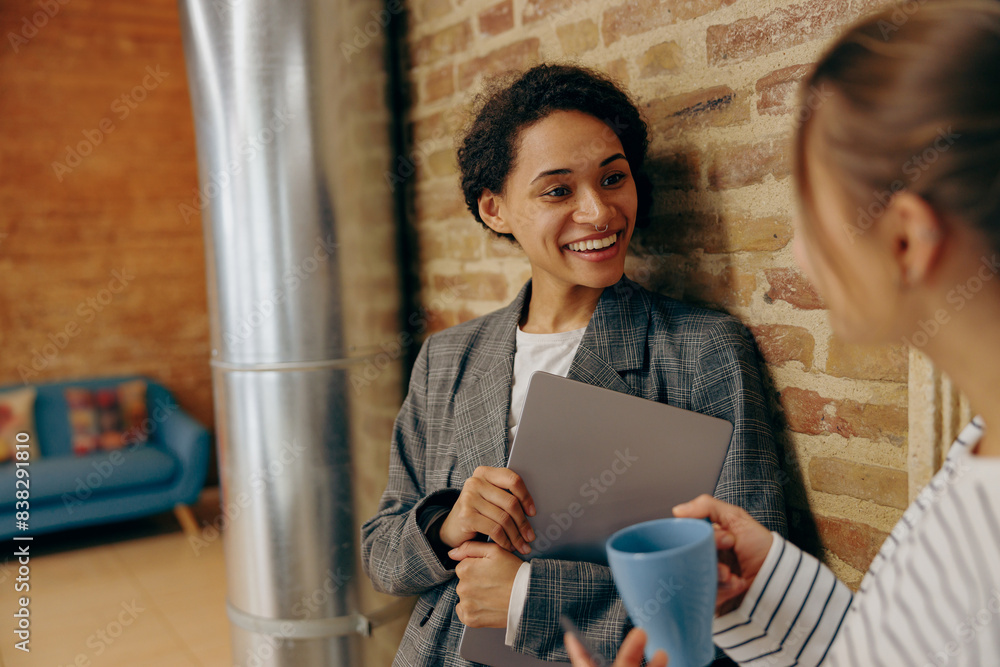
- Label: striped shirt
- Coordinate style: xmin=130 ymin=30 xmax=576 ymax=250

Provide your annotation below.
xmin=714 ymin=417 xmax=1000 ymax=667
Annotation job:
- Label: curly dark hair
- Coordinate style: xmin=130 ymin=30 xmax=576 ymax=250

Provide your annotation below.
xmin=457 ymin=63 xmax=652 ymax=242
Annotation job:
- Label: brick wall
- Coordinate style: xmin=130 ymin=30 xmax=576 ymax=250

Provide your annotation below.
xmin=402 ymin=0 xmax=907 ymax=589
xmin=0 ymin=0 xmax=213 ymax=429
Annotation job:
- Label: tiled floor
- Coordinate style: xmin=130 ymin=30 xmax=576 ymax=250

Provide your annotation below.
xmin=0 ymin=489 xmax=230 ymax=667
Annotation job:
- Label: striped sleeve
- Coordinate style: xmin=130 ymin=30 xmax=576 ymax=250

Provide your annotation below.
xmin=713 ymin=533 xmax=853 ymax=666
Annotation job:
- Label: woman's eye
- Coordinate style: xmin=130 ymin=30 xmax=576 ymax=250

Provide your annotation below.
xmin=544 ymin=187 xmax=570 ymax=197
xmin=603 ymin=173 xmax=626 ymax=186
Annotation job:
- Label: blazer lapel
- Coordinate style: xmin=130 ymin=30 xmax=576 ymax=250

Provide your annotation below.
xmin=567 ymin=277 xmax=649 ymax=396
xmin=454 ymin=282 xmax=529 ymax=478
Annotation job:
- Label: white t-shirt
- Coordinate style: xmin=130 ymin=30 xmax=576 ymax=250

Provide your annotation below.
xmin=507 ymin=325 xmax=587 ymax=444
xmin=505 ymin=325 xmax=586 ymax=644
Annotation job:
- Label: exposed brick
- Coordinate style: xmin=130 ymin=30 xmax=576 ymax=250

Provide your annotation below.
xmin=707 ymin=0 xmax=884 ymax=67
xmin=835 ymin=401 xmax=907 ymax=446
xmin=556 ymin=19 xmax=600 ymax=56
xmin=643 ymin=86 xmax=750 ymax=140
xmin=647 ymin=151 xmax=701 ymax=192
xmin=639 ymin=41 xmax=683 ymax=78
xmin=708 ymin=136 xmax=791 ymax=190
xmin=433 ymin=272 xmax=509 ymax=302
xmin=522 ymin=0 xmax=576 ymax=25
xmin=750 ymin=324 xmax=815 ymax=369
xmin=815 ymin=515 xmax=889 ymax=573
xmin=647 ymin=211 xmax=792 ymax=254
xmin=605 ymin=58 xmax=630 ymax=85
xmin=427 ymin=148 xmax=458 ymax=179
xmin=780 ymin=387 xmax=907 ymax=444
xmin=826 ymin=337 xmax=908 ymax=384
xmin=415 ymin=184 xmax=467 ymax=221
xmin=602 ymin=0 xmax=740 ymax=45
xmin=809 ymin=457 xmax=908 ymax=510
xmin=764 ymin=268 xmax=825 ymax=310
xmin=419 ymin=224 xmax=483 ymax=260
xmin=457 ymin=38 xmax=541 ymax=90
xmin=780 ymin=387 xmax=835 ymax=436
xmin=424 ymin=64 xmax=455 ymax=103
xmin=479 ymin=0 xmax=514 ymax=37
xmin=685 ymin=267 xmax=756 ymax=308
xmin=412 ymin=21 xmax=472 ymax=67
xmin=756 ymin=64 xmax=812 ymax=116
xmin=413 ymin=0 xmax=453 ymax=22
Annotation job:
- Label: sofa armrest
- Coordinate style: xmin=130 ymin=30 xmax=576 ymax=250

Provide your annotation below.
xmin=152 ymin=397 xmax=211 ymax=505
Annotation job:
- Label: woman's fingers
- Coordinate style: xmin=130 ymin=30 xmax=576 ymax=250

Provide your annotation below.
xmin=672 ymin=494 xmax=738 ymax=526
xmin=617 ymin=629 xmax=668 ymax=667
xmin=475 ymin=466 xmax=536 ymax=516
xmin=475 ymin=481 xmax=536 ymax=552
xmin=564 ymin=632 xmax=598 ymax=667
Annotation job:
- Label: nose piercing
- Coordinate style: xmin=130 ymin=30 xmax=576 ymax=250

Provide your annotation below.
xmin=594 ymin=223 xmax=609 ymax=233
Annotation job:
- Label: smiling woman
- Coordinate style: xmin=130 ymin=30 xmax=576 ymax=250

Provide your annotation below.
xmin=361 ymin=63 xmax=786 ymax=667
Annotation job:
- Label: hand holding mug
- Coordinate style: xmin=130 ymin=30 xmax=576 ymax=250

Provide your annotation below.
xmin=672 ymin=494 xmax=774 ymax=613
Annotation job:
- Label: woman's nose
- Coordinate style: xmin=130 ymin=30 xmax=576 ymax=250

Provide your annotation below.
xmin=574 ymin=188 xmax=613 ymax=226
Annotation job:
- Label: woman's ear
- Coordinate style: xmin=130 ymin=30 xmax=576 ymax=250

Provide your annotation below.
xmin=478 ymin=189 xmax=512 ymax=236
xmin=885 ymin=191 xmax=945 ymax=287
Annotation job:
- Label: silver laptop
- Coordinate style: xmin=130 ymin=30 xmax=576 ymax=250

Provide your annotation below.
xmin=459 ymin=371 xmax=734 ymax=666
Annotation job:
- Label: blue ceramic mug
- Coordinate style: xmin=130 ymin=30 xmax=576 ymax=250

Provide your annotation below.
xmin=606 ymin=518 xmax=717 ymax=667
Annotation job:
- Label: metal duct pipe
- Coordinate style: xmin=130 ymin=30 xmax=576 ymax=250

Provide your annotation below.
xmin=178 ymin=0 xmax=405 ymax=664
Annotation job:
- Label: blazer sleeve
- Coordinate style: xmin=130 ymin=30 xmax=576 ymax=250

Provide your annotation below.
xmin=510 ymin=558 xmax=631 ymax=661
xmin=360 ymin=339 xmax=461 ymax=597
xmin=693 ymin=317 xmax=787 ymax=536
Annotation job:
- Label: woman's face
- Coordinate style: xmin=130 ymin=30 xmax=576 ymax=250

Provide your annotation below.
xmin=793 ymin=120 xmax=905 ymax=343
xmin=481 ymin=110 xmax=638 ymax=292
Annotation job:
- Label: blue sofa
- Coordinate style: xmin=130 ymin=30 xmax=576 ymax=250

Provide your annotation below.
xmin=1 ymin=376 xmax=210 ymax=540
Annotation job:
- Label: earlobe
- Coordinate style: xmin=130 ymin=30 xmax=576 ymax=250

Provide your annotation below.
xmin=890 ymin=192 xmax=945 ymax=287
xmin=478 ymin=189 xmax=511 ymax=236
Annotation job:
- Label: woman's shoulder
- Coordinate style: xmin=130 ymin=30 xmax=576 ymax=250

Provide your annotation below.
xmin=625 ymin=280 xmax=751 ymax=341
xmin=419 ymin=304 xmax=512 ymax=360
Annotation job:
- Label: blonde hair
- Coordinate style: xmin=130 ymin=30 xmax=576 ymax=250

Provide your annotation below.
xmin=795 ymin=0 xmax=1000 ymax=251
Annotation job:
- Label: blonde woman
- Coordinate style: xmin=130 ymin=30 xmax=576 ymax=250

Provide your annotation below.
xmin=568 ymin=2 xmax=1000 ymax=666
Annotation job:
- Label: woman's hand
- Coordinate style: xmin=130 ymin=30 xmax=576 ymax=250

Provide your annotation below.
xmin=672 ymin=494 xmax=774 ymax=614
xmin=439 ymin=466 xmax=537 ymax=554
xmin=449 ymin=541 xmax=524 ymax=628
xmin=565 ymin=627 xmax=667 ymax=667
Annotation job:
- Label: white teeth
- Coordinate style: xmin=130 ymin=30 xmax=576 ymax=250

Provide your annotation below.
xmin=567 ymin=233 xmax=616 ymax=252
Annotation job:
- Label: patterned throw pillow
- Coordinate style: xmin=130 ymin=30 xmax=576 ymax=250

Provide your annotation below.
xmin=65 ymin=380 xmax=149 ymax=456
xmin=0 ymin=387 xmax=41 ymax=463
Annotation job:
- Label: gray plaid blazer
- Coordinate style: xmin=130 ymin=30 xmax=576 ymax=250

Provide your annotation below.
xmin=361 ymin=276 xmax=786 ymax=666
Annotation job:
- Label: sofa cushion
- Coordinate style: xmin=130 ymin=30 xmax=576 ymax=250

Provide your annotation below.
xmin=0 ymin=386 xmax=41 ymax=463
xmin=65 ymin=380 xmax=150 ymax=455
xmin=0 ymin=445 xmax=178 ymax=511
